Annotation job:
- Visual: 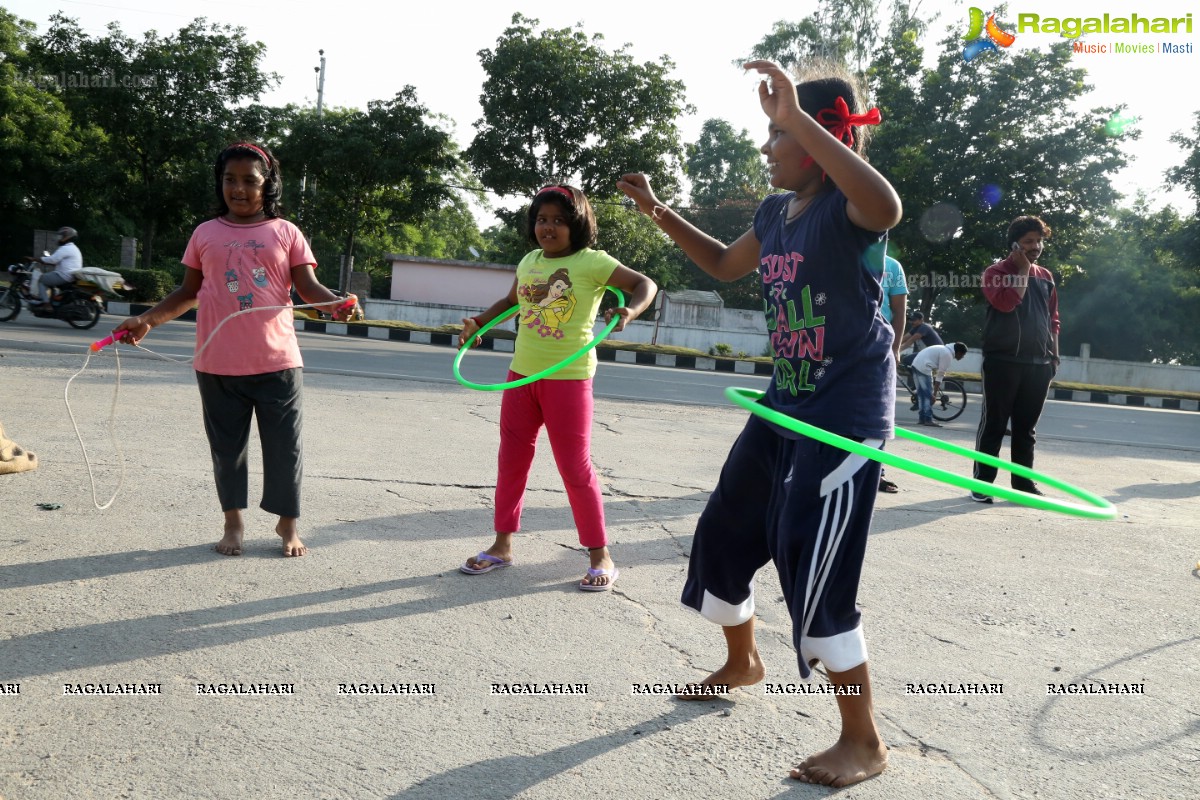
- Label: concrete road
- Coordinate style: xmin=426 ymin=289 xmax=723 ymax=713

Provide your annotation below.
xmin=0 ymin=341 xmax=1198 ymax=800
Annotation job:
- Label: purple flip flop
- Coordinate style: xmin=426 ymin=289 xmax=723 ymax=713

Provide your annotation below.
xmin=579 ymin=566 xmax=619 ymax=592
xmin=460 ymin=552 xmax=513 ymax=575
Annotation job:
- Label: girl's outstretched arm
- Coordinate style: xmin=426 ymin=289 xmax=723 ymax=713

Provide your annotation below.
xmin=744 ymin=60 xmax=902 ymax=233
xmin=603 ymin=264 xmax=657 ymax=332
xmin=617 ymin=173 xmax=761 ymax=282
xmin=460 ymin=278 xmax=519 ymax=347
xmin=113 ymin=268 xmax=203 ymax=345
xmin=292 ymin=264 xmax=357 ymax=320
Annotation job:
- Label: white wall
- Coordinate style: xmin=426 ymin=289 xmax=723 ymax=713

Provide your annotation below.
xmin=387 ymin=255 xmax=514 ymax=308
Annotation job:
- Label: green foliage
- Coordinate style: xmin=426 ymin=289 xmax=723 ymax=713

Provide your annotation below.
xmin=467 ymin=13 xmax=690 ymax=202
xmin=280 ymin=90 xmax=459 ymax=265
xmin=115 ymin=268 xmax=174 ymax=303
xmin=710 ymin=343 xmax=733 ymax=356
xmin=740 ymin=0 xmax=884 ymax=75
xmin=27 ymin=15 xmax=278 ymax=268
xmin=1058 ymin=201 xmax=1200 ymax=365
xmin=0 ymin=9 xmax=82 ymax=258
xmin=866 ymin=17 xmax=1127 ymax=318
xmin=676 ymin=192 xmax=765 ymax=310
xmin=686 ymin=119 xmax=769 ymax=208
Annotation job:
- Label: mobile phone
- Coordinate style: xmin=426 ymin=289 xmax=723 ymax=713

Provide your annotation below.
xmin=1011 ymin=242 xmax=1020 ymax=251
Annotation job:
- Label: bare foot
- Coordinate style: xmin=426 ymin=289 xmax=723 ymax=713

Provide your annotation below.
xmin=677 ymin=651 xmax=765 ymax=701
xmin=790 ymin=737 xmax=888 ymax=787
xmin=277 ymin=518 xmax=306 ymax=557
xmin=215 ymin=525 xmax=243 ymax=556
xmin=217 ymin=513 xmax=244 ymax=556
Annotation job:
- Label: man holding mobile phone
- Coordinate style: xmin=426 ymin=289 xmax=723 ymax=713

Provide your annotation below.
xmin=971 ymin=216 xmax=1060 ymax=503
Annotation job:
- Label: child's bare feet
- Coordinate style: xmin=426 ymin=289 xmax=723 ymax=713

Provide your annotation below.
xmin=790 ymin=736 xmax=888 ymax=787
xmin=215 ymin=511 xmax=244 ymax=556
xmin=677 ymin=649 xmax=765 ymax=700
xmin=277 ymin=517 xmax=306 ymax=557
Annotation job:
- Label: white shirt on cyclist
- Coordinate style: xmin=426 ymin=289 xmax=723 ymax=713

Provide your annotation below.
xmin=912 ymin=344 xmax=955 ymax=381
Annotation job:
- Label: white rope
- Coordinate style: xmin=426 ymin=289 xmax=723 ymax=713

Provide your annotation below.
xmin=64 ymin=299 xmax=354 ymax=510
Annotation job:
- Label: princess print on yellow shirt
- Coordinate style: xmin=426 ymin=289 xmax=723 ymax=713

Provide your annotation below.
xmin=519 ymin=268 xmax=576 ymax=339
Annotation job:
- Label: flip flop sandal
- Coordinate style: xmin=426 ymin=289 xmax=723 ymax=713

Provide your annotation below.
xmin=460 ymin=552 xmax=513 ymax=575
xmin=579 ymin=566 xmax=619 ymax=592
xmin=878 ymin=478 xmax=899 ymax=493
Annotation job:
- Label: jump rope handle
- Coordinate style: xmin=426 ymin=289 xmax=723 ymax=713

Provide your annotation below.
xmin=89 ymin=332 xmax=120 ymax=352
xmin=337 ymin=294 xmax=358 ymax=313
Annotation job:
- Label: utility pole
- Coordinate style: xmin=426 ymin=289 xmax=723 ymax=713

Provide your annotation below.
xmin=315 ymin=49 xmax=326 ymax=118
xmin=300 ymin=50 xmax=326 ymax=198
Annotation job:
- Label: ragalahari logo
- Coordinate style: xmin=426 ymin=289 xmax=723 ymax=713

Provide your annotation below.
xmin=963 ymin=7 xmax=1017 ymax=61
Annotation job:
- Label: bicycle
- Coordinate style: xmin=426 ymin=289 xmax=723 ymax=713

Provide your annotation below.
xmin=896 ymin=363 xmax=967 ymax=422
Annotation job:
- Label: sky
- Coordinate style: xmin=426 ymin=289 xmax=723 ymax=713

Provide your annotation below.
xmin=7 ymin=0 xmax=1199 ymax=218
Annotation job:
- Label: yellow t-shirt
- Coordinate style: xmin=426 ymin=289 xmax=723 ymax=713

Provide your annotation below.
xmin=509 ymin=248 xmax=620 ymax=380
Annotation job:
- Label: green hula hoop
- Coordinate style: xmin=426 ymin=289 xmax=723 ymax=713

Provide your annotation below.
xmin=725 ymin=387 xmax=1116 ymax=520
xmin=454 ymin=286 xmax=626 ymax=392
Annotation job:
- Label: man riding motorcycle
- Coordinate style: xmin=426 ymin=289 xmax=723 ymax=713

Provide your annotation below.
xmin=30 ymin=226 xmax=83 ymax=304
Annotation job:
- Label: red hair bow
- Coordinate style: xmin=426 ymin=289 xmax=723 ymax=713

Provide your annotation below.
xmin=815 ymin=97 xmax=882 ymax=148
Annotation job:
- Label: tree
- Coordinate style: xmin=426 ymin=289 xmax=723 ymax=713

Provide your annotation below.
xmin=29 ymin=15 xmax=278 ymax=268
xmin=865 ymin=15 xmax=1129 ymax=320
xmin=0 ymin=9 xmax=81 ymax=258
xmin=466 ymin=13 xmax=690 ymax=203
xmin=278 ymin=90 xmax=460 ymax=288
xmin=1167 ymin=111 xmax=1200 ymax=210
xmin=1058 ymin=200 xmax=1200 ymax=364
xmin=677 ymin=119 xmax=772 ymax=309
xmin=740 ymin=0 xmax=883 ymax=75
xmin=685 ymin=119 xmax=769 ymax=208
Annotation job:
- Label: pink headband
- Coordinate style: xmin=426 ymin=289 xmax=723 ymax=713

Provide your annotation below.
xmin=227 ymin=142 xmax=272 ymax=167
xmin=537 ymin=186 xmax=574 ymax=203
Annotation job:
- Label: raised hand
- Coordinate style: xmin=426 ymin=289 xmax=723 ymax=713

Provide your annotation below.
xmin=743 ymin=60 xmax=803 ymax=127
xmin=616 ymin=173 xmax=663 ymax=217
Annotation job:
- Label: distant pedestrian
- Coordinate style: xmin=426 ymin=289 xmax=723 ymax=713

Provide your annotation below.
xmin=971 ymin=215 xmax=1060 ymax=503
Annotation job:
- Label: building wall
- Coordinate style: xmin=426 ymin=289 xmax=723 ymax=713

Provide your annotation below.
xmin=388 ymin=255 xmax=514 ymax=308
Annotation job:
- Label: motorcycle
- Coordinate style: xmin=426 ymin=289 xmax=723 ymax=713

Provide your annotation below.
xmin=0 ymin=263 xmax=130 ymax=330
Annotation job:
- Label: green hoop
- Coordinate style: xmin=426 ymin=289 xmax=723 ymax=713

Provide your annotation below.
xmin=454 ymin=286 xmax=626 ymax=392
xmin=725 ymin=387 xmax=1116 ymax=520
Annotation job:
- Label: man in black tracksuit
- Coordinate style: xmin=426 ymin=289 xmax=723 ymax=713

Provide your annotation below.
xmin=972 ymin=216 xmax=1060 ymax=502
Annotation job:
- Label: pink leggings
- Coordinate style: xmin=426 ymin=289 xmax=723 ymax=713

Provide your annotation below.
xmin=495 ymin=372 xmax=606 ymax=548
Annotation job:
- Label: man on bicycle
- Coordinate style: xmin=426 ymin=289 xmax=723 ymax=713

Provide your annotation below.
xmin=910 ymin=342 xmax=968 ymax=427
xmin=899 ymin=311 xmax=943 ymax=361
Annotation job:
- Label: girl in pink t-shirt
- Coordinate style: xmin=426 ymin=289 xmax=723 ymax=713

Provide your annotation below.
xmin=115 ymin=142 xmax=354 ymax=557
xmin=458 ymin=185 xmax=657 ymax=590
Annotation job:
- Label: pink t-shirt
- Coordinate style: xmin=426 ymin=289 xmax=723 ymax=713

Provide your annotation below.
xmin=183 ymin=217 xmax=315 ymax=375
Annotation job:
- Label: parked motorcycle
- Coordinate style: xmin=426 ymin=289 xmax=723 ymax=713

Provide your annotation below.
xmin=0 ymin=263 xmax=130 ymax=330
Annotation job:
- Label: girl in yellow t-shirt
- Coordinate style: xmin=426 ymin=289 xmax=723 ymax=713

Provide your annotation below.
xmin=458 ymin=184 xmax=657 ymax=590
